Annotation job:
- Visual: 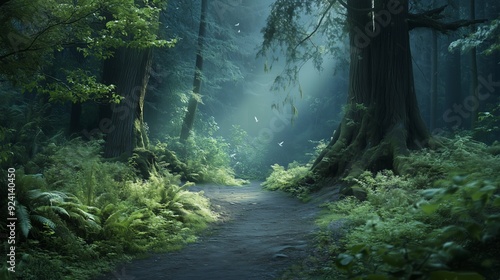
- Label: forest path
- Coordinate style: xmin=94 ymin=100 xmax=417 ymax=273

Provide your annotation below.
xmin=96 ymin=181 xmax=321 ymax=280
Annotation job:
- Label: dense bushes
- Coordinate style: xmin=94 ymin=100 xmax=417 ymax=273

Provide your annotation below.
xmin=262 ymin=162 xmax=311 ymax=200
xmin=0 ymin=139 xmax=217 ymax=279
xmin=269 ymin=135 xmax=500 ymax=279
xmin=163 ymin=135 xmax=249 ymax=186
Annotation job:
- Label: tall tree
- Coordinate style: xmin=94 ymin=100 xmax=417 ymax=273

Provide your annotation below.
xmin=261 ymin=0 xmax=485 ymax=182
xmin=430 ymin=1 xmax=439 ymax=130
xmin=469 ymin=0 xmax=479 ymax=129
xmin=444 ymin=1 xmax=462 ymax=130
xmin=179 ymin=0 xmax=208 ymax=142
xmin=0 ymin=0 xmax=175 ymax=157
xmin=102 ymin=47 xmax=153 ymax=157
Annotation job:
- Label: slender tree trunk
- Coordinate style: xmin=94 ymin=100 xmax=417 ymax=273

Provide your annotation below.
xmin=470 ymin=0 xmax=479 ymax=129
xmin=179 ymin=0 xmax=208 ymax=142
xmin=103 ymin=47 xmax=152 ymax=157
xmin=430 ymin=0 xmax=439 ymax=131
xmin=311 ymin=0 xmax=430 ymax=180
xmin=444 ymin=2 xmax=462 ymax=130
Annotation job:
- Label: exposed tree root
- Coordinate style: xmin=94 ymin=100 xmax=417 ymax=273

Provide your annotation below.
xmin=309 ymin=107 xmax=433 ymax=194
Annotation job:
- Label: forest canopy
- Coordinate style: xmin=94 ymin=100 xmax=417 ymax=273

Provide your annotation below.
xmin=0 ymin=0 xmax=174 ymax=103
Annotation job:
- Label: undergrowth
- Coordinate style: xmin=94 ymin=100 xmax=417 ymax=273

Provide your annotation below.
xmin=0 ymin=139 xmax=217 ymax=279
xmin=288 ymin=135 xmax=500 ymax=280
xmin=262 ymin=161 xmax=311 ymax=200
xmin=164 ymin=135 xmax=249 ymax=186
xmin=261 ymin=139 xmax=327 ymax=200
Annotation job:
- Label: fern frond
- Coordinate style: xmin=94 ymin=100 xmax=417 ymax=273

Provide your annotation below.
xmin=30 ymin=215 xmax=56 ymax=230
xmin=35 ymin=205 xmax=69 ymax=218
xmin=16 ymin=202 xmax=32 ymax=238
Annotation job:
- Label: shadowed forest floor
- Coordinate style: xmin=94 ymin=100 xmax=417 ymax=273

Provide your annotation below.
xmin=95 ymin=182 xmax=321 ymax=280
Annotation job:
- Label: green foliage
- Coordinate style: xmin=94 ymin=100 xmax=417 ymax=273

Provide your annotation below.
xmin=0 ymin=0 xmax=174 ymax=103
xmin=474 ymin=101 xmax=500 ymax=144
xmin=262 ymin=162 xmax=311 ymax=200
xmin=165 ymin=134 xmax=249 ymax=186
xmin=1 ymin=138 xmax=217 ymax=279
xmin=37 ymin=69 xmax=118 ymax=103
xmin=0 ymin=88 xmax=66 ymax=171
xmin=400 ymin=135 xmax=500 ymax=184
xmin=307 ymin=138 xmax=500 ymax=280
xmin=449 ymin=17 xmax=500 ymax=55
xmin=11 ymin=172 xmax=101 ymax=241
xmin=42 ymin=139 xmax=135 ymax=207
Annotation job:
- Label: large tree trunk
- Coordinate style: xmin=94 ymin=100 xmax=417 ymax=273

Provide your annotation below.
xmin=103 ymin=47 xmax=152 ymax=157
xmin=311 ymin=0 xmax=431 ymax=180
xmin=179 ymin=0 xmax=208 ymax=142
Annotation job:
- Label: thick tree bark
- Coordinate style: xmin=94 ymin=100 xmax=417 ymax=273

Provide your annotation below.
xmin=103 ymin=47 xmax=152 ymax=157
xmin=311 ymin=0 xmax=431 ymax=180
xmin=179 ymin=0 xmax=208 ymax=142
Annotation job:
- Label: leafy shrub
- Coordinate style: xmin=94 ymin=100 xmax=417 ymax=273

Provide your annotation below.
xmin=100 ymin=173 xmax=216 ymax=253
xmin=474 ymin=101 xmax=500 ymax=144
xmin=164 ymin=135 xmax=248 ymax=186
xmin=333 ymin=175 xmax=499 ymax=280
xmin=42 ymin=138 xmax=135 ymax=207
xmin=400 ymin=135 xmax=500 ymax=184
xmin=1 ymin=138 xmax=218 ymax=279
xmin=309 ymin=138 xmax=500 ymax=280
xmin=262 ymin=161 xmax=311 ymax=200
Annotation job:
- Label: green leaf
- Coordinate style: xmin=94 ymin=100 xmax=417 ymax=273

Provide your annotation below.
xmin=16 ymin=203 xmax=32 ymax=238
xmin=349 ymin=244 xmax=367 ymax=254
xmin=466 ymin=223 xmax=483 ymax=241
xmin=441 ymin=225 xmax=468 ymax=239
xmin=420 ymin=201 xmax=440 ymax=214
xmin=421 ymin=188 xmax=445 ymax=199
xmin=492 ymin=196 xmax=500 ymax=207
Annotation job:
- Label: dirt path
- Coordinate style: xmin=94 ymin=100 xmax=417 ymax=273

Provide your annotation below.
xmin=96 ymin=181 xmax=320 ymax=280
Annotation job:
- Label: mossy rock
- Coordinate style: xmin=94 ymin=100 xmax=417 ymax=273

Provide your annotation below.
xmin=130 ymin=148 xmax=157 ymax=179
xmin=155 ymin=148 xmax=198 ymax=181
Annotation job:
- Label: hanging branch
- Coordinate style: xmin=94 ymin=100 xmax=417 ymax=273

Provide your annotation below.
xmin=295 ymin=0 xmax=337 ymax=49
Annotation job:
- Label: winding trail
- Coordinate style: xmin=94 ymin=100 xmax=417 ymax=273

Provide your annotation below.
xmin=96 ymin=182 xmax=320 ymax=280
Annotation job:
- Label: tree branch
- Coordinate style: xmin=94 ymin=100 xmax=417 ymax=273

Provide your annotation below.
xmin=0 ymin=7 xmax=101 ymax=61
xmin=408 ymin=17 xmax=487 ymax=33
xmin=408 ymin=5 xmax=487 ymax=33
xmin=294 ymin=0 xmax=336 ymax=49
